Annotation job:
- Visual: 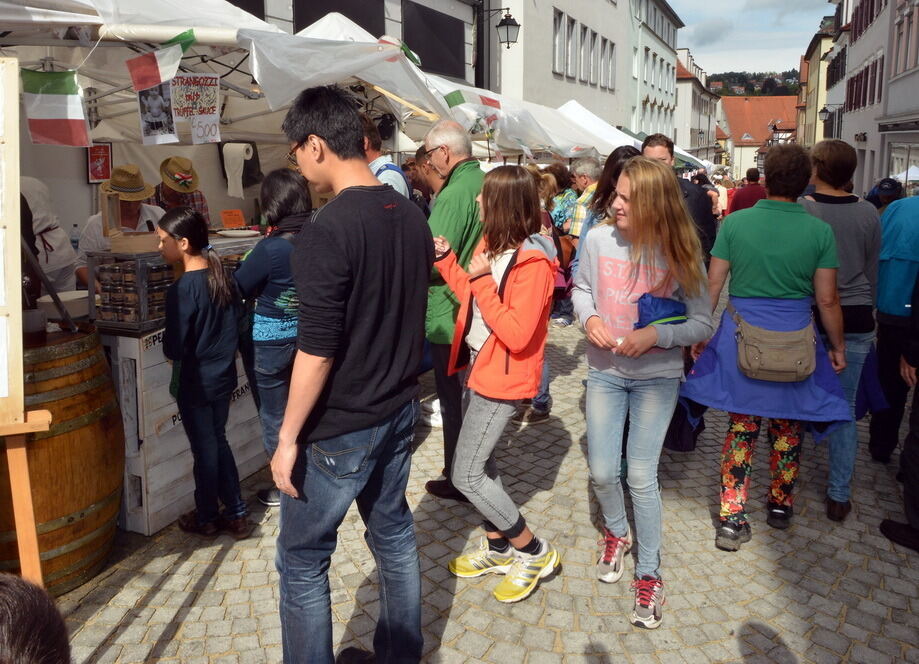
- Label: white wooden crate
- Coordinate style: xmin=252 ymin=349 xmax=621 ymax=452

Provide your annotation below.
xmin=103 ymin=331 xmax=267 ymax=536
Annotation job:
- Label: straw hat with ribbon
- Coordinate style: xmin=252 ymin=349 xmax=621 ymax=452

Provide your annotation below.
xmin=99 ymin=164 xmax=155 ymax=201
xmin=160 ymin=156 xmax=200 ymax=194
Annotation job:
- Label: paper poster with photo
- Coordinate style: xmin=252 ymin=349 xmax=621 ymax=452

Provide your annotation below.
xmin=137 ymin=82 xmax=178 ymax=145
xmin=171 ymin=74 xmax=221 ymax=144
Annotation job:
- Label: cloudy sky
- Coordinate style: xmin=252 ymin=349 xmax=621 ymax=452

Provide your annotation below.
xmin=667 ymin=0 xmax=836 ymax=74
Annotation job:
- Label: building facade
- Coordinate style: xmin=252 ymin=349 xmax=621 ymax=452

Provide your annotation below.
xmin=842 ymin=0 xmax=892 ymax=194
xmin=721 ymin=96 xmax=798 ymax=180
xmin=674 ymin=48 xmax=719 ymax=162
xmin=796 ymin=19 xmax=835 ymax=147
xmin=230 ymin=0 xmax=479 ymax=84
xmin=493 ymin=0 xmax=633 ymax=127
xmin=627 ymin=0 xmax=682 ymax=136
xmin=878 ymin=0 xmax=919 ymax=195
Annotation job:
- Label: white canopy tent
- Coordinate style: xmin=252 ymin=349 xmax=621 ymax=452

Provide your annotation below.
xmin=556 ymin=100 xmax=642 ymax=152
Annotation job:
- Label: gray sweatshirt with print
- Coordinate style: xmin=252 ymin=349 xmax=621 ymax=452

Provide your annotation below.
xmin=571 ymin=224 xmax=714 ymax=380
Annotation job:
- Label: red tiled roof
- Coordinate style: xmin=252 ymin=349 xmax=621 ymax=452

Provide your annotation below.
xmin=721 ymin=96 xmax=799 ymax=146
xmin=676 ymin=61 xmax=694 ymax=80
xmin=716 ymin=125 xmax=728 ymax=139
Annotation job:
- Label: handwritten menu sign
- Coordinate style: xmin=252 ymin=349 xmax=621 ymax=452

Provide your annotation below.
xmin=171 ymin=74 xmax=221 ymax=145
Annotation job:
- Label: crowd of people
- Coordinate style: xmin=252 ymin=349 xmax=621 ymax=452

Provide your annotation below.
xmin=13 ymin=82 xmax=918 ymax=663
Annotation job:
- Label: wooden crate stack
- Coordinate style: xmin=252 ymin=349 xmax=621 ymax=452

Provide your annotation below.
xmin=103 ymin=330 xmax=265 ymax=536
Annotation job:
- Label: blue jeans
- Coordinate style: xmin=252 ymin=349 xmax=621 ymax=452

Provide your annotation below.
xmin=177 ymin=394 xmax=247 ymax=524
xmin=586 ymin=370 xmax=680 ymax=578
xmin=254 ymin=342 xmax=297 ymax=459
xmin=532 ymin=360 xmax=552 ymax=412
xmin=825 ymin=331 xmax=874 ymax=502
xmin=277 ymin=400 xmax=422 ymax=664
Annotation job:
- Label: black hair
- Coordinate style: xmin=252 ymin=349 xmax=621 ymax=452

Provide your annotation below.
xmin=359 ymin=113 xmax=383 ymax=152
xmin=0 ymin=573 xmax=70 ymax=664
xmin=763 ymin=144 xmax=811 ymax=200
xmin=158 ymin=207 xmax=236 ymax=308
xmin=281 ymin=85 xmax=365 ymax=160
xmin=746 ymin=167 xmax=761 ymax=182
xmin=259 ymin=169 xmax=312 ymax=227
xmin=593 ymin=145 xmax=641 ymax=215
xmin=641 ymin=133 xmax=675 ymax=156
xmin=691 ymin=173 xmax=713 ymax=187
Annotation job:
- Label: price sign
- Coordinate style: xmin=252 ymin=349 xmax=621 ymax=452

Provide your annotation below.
xmin=190 ymin=114 xmax=220 ymax=145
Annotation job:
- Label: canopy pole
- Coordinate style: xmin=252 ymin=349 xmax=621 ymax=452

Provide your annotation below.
xmin=369 ymin=84 xmax=439 ymax=122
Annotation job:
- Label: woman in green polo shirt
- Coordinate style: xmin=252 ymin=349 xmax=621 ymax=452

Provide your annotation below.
xmin=681 ymin=143 xmax=851 ymax=552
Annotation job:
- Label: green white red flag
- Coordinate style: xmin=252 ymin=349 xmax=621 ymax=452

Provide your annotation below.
xmin=20 ymin=69 xmax=90 ymax=147
xmin=444 ymin=89 xmax=501 ymax=110
xmin=125 ymin=29 xmax=195 ymax=91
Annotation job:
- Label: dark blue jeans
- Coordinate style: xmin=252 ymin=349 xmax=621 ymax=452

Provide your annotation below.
xmin=177 ymin=394 xmax=247 ymax=524
xmin=254 ymin=342 xmax=297 ymax=459
xmin=277 ymin=400 xmax=422 ymax=664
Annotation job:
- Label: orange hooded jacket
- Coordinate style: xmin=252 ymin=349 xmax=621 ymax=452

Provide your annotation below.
xmin=435 ymin=234 xmax=558 ymax=401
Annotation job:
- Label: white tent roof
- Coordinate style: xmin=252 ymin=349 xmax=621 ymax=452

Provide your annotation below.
xmin=297 ymin=12 xmax=375 ymax=42
xmin=425 ymin=75 xmax=615 ymax=159
xmin=556 ymin=101 xmax=642 ymax=152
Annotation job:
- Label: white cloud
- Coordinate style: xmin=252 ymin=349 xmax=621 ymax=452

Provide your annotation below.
xmin=692 ymin=18 xmax=733 ymax=47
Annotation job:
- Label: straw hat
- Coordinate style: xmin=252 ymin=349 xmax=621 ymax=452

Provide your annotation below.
xmin=160 ymin=156 xmax=200 ymax=194
xmin=100 ymin=164 xmax=155 ymax=201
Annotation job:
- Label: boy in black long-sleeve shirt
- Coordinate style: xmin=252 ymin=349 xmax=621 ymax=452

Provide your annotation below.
xmin=270 ymin=86 xmax=433 ymax=664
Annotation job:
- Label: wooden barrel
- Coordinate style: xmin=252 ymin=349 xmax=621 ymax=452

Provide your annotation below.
xmin=0 ymin=329 xmax=125 ymax=596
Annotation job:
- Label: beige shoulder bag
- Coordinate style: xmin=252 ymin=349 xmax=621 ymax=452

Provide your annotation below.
xmin=727 ymin=302 xmax=816 ymax=383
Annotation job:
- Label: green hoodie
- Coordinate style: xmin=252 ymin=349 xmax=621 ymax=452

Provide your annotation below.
xmin=426 ymin=159 xmax=485 ymax=344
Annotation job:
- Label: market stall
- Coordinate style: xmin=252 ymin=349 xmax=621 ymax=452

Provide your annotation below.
xmin=1 ymin=0 xmax=451 ymax=546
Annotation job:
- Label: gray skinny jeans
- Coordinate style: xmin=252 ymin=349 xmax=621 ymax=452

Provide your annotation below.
xmin=450 ymin=390 xmax=526 ymax=538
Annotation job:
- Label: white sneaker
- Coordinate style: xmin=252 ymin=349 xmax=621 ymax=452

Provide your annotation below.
xmin=596 ymin=526 xmax=632 ymax=583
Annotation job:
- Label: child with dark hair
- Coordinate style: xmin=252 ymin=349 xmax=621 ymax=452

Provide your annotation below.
xmin=157 ymin=207 xmax=251 ymax=539
xmin=0 ymin=574 xmax=69 ymax=664
xmin=234 ymin=169 xmax=313 ymax=507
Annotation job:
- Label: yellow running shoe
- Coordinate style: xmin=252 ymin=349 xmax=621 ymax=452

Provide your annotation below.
xmin=448 ymin=538 xmax=515 ymax=578
xmin=492 ymin=538 xmax=560 ymax=603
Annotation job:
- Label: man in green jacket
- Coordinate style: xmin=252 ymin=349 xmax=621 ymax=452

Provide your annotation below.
xmin=422 ymin=120 xmax=484 ymax=501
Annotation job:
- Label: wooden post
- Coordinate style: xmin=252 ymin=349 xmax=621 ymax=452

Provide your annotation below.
xmin=0 ymin=410 xmax=52 ymax=586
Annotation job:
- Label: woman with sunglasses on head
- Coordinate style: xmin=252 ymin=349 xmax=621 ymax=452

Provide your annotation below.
xmin=572 ymin=157 xmax=713 ymax=629
xmin=157 ymin=207 xmax=252 ymax=539
xmin=434 ymin=165 xmax=560 ymax=604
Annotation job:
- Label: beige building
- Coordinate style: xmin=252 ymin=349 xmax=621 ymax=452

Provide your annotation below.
xmin=796 ymin=19 xmax=836 ymax=147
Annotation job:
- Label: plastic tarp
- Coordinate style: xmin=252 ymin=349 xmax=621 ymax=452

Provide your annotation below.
xmin=556 ymin=100 xmax=642 ymax=151
xmin=895 ymin=165 xmax=919 ymax=181
xmin=237 ymin=29 xmax=449 ymax=125
xmin=87 ymin=0 xmax=281 ymax=33
xmin=0 ymin=0 xmax=99 ymax=26
xmin=426 ymin=74 xmax=614 ymax=159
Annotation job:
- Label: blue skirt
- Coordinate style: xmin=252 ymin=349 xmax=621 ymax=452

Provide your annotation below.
xmin=680 ymin=296 xmax=850 ymax=440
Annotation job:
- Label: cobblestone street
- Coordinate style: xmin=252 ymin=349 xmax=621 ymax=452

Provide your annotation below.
xmin=61 ymin=324 xmax=919 ymax=663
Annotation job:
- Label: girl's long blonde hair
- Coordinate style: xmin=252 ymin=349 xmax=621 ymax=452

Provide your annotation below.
xmin=617 ymin=157 xmax=706 ymax=297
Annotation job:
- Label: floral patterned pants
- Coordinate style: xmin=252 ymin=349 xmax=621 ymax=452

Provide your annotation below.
xmin=720 ymin=413 xmax=804 ymax=524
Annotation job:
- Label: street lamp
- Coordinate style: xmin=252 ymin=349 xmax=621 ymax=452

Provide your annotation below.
xmin=493 ymin=10 xmax=521 ymax=49
xmin=818 ymin=104 xmax=842 ymax=122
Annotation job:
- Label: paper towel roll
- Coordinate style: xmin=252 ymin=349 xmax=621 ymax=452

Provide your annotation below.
xmin=223 ymin=142 xmax=254 ymax=198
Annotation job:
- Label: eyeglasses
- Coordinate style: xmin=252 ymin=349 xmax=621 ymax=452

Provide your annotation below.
xmin=423 ymin=144 xmax=444 ymax=158
xmin=286 ymin=142 xmax=303 ymax=170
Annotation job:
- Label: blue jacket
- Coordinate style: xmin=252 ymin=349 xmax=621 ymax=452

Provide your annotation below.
xmin=877 ymin=197 xmax=919 ymax=319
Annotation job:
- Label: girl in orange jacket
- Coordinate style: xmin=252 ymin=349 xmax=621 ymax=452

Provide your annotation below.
xmin=432 ymin=165 xmax=560 ymax=604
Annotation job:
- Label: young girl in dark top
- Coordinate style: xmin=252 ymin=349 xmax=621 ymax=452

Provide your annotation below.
xmin=234 ymin=169 xmax=312 ymax=507
xmin=157 ymin=207 xmax=252 ymax=539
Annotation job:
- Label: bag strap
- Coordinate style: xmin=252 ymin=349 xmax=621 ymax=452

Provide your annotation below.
xmin=726 ymin=301 xmax=744 ymax=326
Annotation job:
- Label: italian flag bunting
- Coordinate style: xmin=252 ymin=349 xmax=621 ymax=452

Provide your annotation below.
xmin=20 ymin=69 xmax=91 ymax=147
xmin=125 ymin=30 xmax=195 ymax=92
xmin=444 ymin=89 xmax=501 ymax=110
